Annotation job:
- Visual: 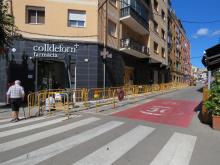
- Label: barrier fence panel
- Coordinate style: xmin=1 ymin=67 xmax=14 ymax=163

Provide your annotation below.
xmin=38 ymin=92 xmax=70 ymax=119
xmin=28 ymin=82 xmax=189 ymax=116
xmin=92 ymin=89 xmax=114 ymax=113
xmin=63 ymin=88 xmax=87 ymax=106
xmin=27 ymin=90 xmax=45 ymax=117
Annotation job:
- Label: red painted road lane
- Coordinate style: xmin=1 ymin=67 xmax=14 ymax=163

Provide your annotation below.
xmin=111 ymin=99 xmax=200 ymax=128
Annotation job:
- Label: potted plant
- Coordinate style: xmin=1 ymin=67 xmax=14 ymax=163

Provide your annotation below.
xmin=204 ymin=68 xmax=220 ymax=130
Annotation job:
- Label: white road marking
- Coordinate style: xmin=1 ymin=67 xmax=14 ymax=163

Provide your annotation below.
xmin=73 ymin=125 xmax=155 ymax=165
xmin=150 ymin=132 xmax=197 ymax=165
xmin=0 ymin=121 xmax=123 ymax=165
xmin=0 ymin=115 xmax=77 ymax=138
xmin=0 ymin=115 xmax=57 ymax=129
xmin=0 ymin=117 xmax=100 ymax=152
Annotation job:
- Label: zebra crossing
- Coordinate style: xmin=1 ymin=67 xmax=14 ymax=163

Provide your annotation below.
xmin=0 ymin=115 xmax=197 ymax=165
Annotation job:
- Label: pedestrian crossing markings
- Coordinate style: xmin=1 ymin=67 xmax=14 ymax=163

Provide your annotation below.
xmin=0 ymin=116 xmax=197 ymax=165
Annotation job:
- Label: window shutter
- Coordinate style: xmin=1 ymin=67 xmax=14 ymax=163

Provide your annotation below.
xmin=69 ymin=11 xmax=86 ymax=21
xmin=108 ymin=21 xmax=116 ymax=37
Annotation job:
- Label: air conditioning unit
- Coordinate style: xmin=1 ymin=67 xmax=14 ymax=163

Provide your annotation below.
xmin=124 ymin=38 xmax=130 ymax=47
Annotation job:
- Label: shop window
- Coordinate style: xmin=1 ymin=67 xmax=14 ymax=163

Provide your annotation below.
xmin=108 ymin=20 xmax=116 ymax=37
xmin=27 ymin=6 xmax=45 ymax=24
xmin=69 ymin=10 xmax=86 ymax=27
xmin=154 ymin=42 xmax=158 ymax=54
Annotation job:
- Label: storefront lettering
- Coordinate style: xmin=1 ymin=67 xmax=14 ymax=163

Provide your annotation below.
xmin=33 ymin=44 xmax=79 ymax=57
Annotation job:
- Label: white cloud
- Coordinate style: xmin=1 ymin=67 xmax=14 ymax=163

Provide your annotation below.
xmin=196 ymin=28 xmax=210 ymax=36
xmin=192 ymin=28 xmax=211 ymax=38
xmin=192 ymin=35 xmax=198 ymax=39
xmin=212 ymin=29 xmax=220 ymax=36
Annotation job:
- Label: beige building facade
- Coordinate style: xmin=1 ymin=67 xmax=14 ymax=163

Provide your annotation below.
xmin=0 ymin=0 xmax=170 ymax=101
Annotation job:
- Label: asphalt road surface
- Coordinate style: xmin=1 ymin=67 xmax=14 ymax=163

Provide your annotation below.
xmin=0 ymin=84 xmax=219 ymax=165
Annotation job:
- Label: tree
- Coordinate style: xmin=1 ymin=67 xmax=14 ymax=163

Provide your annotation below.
xmin=0 ymin=0 xmax=16 ymax=58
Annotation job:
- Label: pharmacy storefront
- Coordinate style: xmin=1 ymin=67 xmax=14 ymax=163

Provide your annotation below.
xmin=0 ymin=40 xmax=126 ymax=101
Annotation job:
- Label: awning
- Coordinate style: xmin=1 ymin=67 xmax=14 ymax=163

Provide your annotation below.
xmin=202 ymin=44 xmax=220 ymax=71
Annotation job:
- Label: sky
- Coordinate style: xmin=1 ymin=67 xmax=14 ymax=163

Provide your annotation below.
xmin=171 ymin=0 xmax=220 ymax=69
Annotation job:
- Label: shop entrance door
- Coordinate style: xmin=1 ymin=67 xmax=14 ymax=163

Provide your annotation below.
xmin=37 ymin=60 xmax=75 ymax=90
xmin=124 ymin=67 xmax=134 ymax=86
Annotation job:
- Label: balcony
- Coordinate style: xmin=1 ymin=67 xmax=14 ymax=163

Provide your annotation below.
xmin=120 ymin=38 xmax=149 ymax=58
xmin=120 ymin=6 xmax=149 ymax=35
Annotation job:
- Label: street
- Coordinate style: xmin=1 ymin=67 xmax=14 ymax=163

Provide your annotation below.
xmin=0 ymin=84 xmax=220 ymax=165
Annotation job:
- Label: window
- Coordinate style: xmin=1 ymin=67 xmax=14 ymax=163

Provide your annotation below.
xmin=144 ymin=0 xmax=150 ymax=5
xmin=161 ymin=10 xmax=165 ymax=21
xmin=176 ymin=26 xmax=180 ymax=37
xmin=162 ymin=48 xmax=165 ymax=58
xmin=168 ymin=35 xmax=171 ymax=44
xmin=108 ymin=20 xmax=116 ymax=37
xmin=185 ymin=40 xmax=187 ymax=48
xmin=176 ymin=38 xmax=180 ymax=48
xmin=176 ymin=51 xmax=178 ymax=58
xmin=69 ymin=11 xmax=86 ymax=27
xmin=110 ymin=0 xmax=116 ymax=6
xmin=154 ymin=42 xmax=158 ymax=53
xmin=161 ymin=29 xmax=165 ymax=40
xmin=154 ymin=21 xmax=158 ymax=33
xmin=154 ymin=0 xmax=158 ymax=11
xmin=27 ymin=7 xmax=45 ymax=24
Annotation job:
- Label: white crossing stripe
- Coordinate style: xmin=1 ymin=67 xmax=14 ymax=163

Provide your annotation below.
xmin=73 ymin=125 xmax=155 ymax=165
xmin=0 ymin=115 xmax=57 ymax=129
xmin=0 ymin=121 xmax=123 ymax=165
xmin=150 ymin=132 xmax=197 ymax=165
xmin=0 ymin=117 xmax=100 ymax=152
xmin=0 ymin=115 xmax=76 ymax=138
xmin=0 ymin=119 xmax=14 ymax=124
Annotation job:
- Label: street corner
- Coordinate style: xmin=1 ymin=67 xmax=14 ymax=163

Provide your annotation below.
xmin=111 ymin=99 xmax=200 ymax=128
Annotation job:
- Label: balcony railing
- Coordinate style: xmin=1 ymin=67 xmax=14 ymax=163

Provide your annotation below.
xmin=120 ymin=6 xmax=149 ymax=33
xmin=120 ymin=38 xmax=149 ymax=57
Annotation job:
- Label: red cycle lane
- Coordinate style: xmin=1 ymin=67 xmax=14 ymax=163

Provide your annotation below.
xmin=111 ymin=99 xmax=200 ymax=128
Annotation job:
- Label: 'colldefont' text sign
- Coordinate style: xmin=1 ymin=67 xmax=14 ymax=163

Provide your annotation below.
xmin=33 ymin=44 xmax=79 ymax=58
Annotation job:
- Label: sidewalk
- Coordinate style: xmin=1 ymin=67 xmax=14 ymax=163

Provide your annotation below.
xmin=0 ymin=86 xmax=192 ymax=119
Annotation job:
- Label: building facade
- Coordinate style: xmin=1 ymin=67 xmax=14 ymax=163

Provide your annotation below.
xmin=167 ymin=0 xmax=191 ymax=83
xmin=0 ymin=0 xmax=170 ymax=102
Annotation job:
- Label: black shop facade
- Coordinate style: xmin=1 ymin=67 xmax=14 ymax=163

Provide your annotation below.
xmin=0 ymin=39 xmax=167 ymax=102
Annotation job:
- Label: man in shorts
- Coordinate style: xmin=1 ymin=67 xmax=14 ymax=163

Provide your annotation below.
xmin=6 ymin=80 xmax=25 ymax=122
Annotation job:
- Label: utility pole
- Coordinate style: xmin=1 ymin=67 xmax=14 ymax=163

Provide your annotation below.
xmin=98 ymin=0 xmax=108 ymax=90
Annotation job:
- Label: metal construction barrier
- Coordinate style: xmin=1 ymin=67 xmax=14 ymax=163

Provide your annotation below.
xmin=27 ymin=90 xmax=45 ymax=117
xmin=38 ymin=92 xmax=70 ymax=119
xmin=27 ymin=82 xmax=190 ymax=116
xmin=93 ymin=89 xmax=114 ymax=113
xmin=152 ymin=84 xmax=160 ymax=96
xmin=63 ymin=88 xmax=87 ymax=107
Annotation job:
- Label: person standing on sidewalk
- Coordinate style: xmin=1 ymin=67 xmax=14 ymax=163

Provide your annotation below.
xmin=6 ymin=80 xmax=25 ymax=122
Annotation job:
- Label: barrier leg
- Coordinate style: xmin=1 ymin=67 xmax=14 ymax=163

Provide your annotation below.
xmin=95 ymin=99 xmax=98 ymax=113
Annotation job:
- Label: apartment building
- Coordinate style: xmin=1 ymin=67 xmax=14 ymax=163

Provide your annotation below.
xmin=167 ymin=0 xmax=190 ymax=83
xmin=191 ymin=66 xmax=199 ymax=79
xmin=0 ymin=0 xmax=169 ymax=101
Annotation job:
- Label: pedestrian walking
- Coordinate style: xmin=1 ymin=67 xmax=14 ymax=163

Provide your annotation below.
xmin=6 ymin=80 xmax=25 ymax=122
